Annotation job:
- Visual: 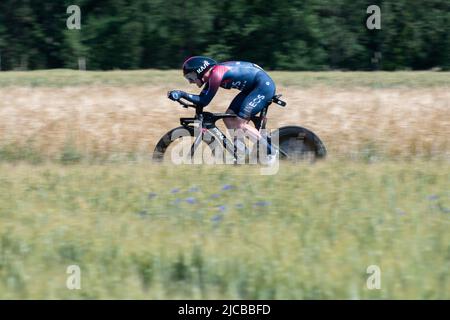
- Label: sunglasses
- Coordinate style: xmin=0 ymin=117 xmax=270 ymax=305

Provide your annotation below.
xmin=184 ymin=71 xmax=198 ymax=82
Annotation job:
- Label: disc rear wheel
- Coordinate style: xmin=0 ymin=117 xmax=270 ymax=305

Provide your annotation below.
xmin=271 ymin=126 xmax=327 ymax=162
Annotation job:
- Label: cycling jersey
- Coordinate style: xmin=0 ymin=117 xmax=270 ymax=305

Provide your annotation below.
xmin=181 ymin=61 xmax=276 ymax=119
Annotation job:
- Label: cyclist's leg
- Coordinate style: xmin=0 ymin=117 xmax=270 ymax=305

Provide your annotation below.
xmin=225 ymin=92 xmax=260 ymax=149
xmin=239 ymin=72 xmax=275 ymax=119
xmin=237 ymin=73 xmax=276 ymax=154
xmin=225 ymin=73 xmax=276 ymax=156
xmin=225 ymin=76 xmax=274 ymax=129
xmin=236 ymin=73 xmax=275 ymax=136
xmin=223 ymin=92 xmax=252 ymax=156
xmin=224 ymin=91 xmax=247 ymax=129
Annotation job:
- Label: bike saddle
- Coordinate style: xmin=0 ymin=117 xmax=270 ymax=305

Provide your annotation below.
xmin=272 ymin=94 xmax=287 ymax=107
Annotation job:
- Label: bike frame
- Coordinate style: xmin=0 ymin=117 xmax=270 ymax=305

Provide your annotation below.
xmin=177 ymin=97 xmax=287 ymax=160
xmin=180 ymin=105 xmax=240 ymax=160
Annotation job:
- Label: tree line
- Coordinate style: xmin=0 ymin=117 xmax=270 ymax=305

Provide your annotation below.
xmin=0 ymin=0 xmax=448 ymax=71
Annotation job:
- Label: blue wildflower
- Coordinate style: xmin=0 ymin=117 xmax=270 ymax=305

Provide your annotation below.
xmin=217 ymin=205 xmax=227 ymax=212
xmin=185 ymin=197 xmax=196 ymax=204
xmin=222 ymin=184 xmax=235 ymax=191
xmin=171 ymin=188 xmax=180 ymax=194
xmin=210 ymin=194 xmax=220 ymax=199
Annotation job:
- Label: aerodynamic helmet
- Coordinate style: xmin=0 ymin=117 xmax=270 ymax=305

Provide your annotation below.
xmin=182 ymin=56 xmax=217 ymax=84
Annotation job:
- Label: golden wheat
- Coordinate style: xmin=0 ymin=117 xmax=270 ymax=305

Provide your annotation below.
xmin=0 ymin=84 xmax=448 ymax=160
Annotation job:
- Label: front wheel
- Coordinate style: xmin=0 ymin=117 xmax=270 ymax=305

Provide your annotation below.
xmin=270 ymin=126 xmax=327 ymax=162
xmin=152 ymin=126 xmax=227 ymax=164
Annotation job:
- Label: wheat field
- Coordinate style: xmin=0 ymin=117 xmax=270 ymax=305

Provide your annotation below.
xmin=0 ymin=70 xmax=448 ymax=162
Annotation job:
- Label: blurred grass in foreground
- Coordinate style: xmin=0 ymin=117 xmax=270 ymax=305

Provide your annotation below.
xmin=0 ymin=69 xmax=448 ymax=88
xmin=0 ymin=160 xmax=448 ymax=299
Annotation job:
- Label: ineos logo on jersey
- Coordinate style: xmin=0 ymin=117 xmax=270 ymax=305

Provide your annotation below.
xmin=248 ymin=94 xmax=265 ymax=108
xmin=196 ymin=61 xmax=210 ymax=74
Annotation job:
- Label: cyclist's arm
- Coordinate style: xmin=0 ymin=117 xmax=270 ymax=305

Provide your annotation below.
xmin=181 ymin=83 xmax=210 ymax=106
xmin=181 ymin=66 xmax=228 ymax=107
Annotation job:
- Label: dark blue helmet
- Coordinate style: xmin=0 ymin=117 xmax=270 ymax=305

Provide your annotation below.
xmin=182 ymin=56 xmax=217 ymax=83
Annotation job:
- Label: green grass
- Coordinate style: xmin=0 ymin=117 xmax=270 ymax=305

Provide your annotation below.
xmin=0 ymin=161 xmax=448 ymax=299
xmin=0 ymin=69 xmax=448 ymax=88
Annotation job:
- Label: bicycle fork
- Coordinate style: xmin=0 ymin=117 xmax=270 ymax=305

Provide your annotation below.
xmin=190 ymin=124 xmax=238 ymax=163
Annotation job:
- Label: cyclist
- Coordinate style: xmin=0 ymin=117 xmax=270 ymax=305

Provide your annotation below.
xmin=168 ymin=56 xmax=277 ymax=159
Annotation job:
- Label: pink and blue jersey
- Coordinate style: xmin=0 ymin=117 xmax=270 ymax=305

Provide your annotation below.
xmin=182 ymin=61 xmax=276 ymax=119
